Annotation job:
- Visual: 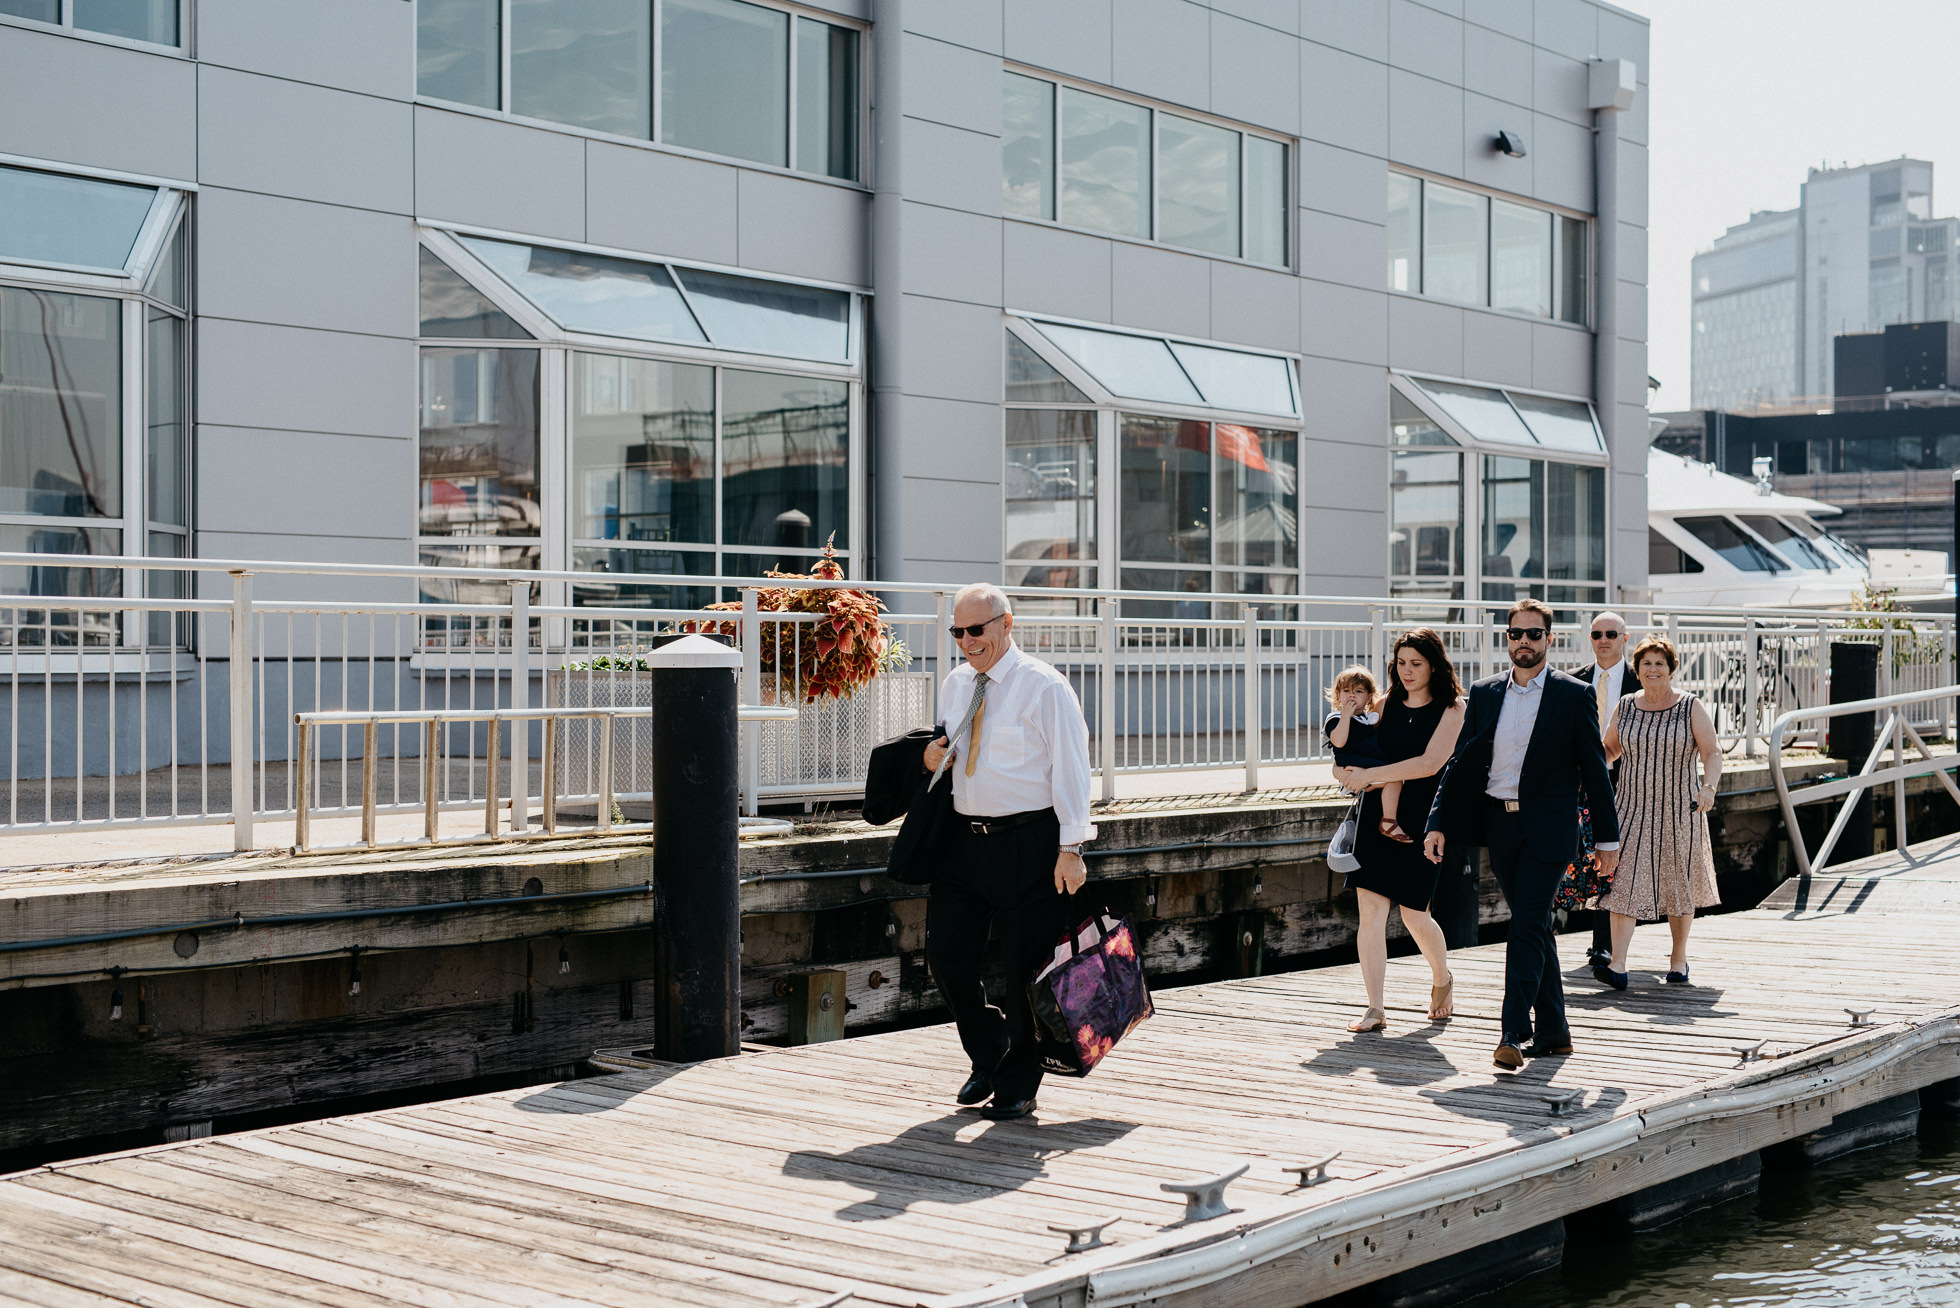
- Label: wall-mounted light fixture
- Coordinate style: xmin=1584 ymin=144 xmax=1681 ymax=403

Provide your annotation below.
xmin=1494 ymin=130 xmax=1528 ymax=158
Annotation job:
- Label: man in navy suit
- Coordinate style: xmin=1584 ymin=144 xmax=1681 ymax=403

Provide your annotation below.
xmin=1425 ymin=599 xmax=1621 ymax=1070
xmin=1575 ymin=612 xmax=1633 ymax=979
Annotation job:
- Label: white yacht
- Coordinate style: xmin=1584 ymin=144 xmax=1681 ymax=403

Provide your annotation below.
xmin=1645 ymin=446 xmax=1903 ymax=609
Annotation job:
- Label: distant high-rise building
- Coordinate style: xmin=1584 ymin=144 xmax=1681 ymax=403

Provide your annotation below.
xmin=1691 ymin=159 xmax=1960 ymax=410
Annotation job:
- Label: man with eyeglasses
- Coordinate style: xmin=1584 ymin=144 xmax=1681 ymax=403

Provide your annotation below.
xmin=918 ymin=582 xmax=1096 ymax=1121
xmin=1577 ymin=613 xmax=1633 ymax=980
xmin=1425 ymin=599 xmax=1620 ymax=1070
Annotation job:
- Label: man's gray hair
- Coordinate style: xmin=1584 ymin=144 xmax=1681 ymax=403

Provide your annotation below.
xmin=954 ymin=582 xmax=1012 ymax=617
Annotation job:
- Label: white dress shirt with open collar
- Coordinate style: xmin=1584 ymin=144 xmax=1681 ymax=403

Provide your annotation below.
xmin=937 ymin=641 xmax=1099 ymax=846
xmin=1487 ymin=664 xmax=1618 ymax=851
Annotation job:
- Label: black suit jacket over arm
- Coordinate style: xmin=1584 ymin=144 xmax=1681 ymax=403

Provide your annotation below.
xmin=1425 ymin=669 xmax=1620 ymax=862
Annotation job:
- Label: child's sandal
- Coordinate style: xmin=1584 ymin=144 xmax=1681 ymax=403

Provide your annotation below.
xmin=1377 ymin=818 xmax=1414 ymax=844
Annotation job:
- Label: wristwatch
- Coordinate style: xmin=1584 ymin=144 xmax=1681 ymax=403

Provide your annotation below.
xmin=1060 ymin=843 xmax=1085 ymax=856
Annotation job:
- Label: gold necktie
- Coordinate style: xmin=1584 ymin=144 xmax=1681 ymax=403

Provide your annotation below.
xmin=1596 ymin=667 xmax=1613 ymax=734
xmin=965 ymin=698 xmax=985 ymax=777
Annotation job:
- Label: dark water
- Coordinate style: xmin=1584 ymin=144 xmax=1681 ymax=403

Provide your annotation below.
xmin=1463 ymin=1114 xmax=1960 ymax=1308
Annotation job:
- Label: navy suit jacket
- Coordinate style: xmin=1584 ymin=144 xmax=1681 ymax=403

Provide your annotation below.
xmin=1425 ymin=667 xmax=1620 ymax=862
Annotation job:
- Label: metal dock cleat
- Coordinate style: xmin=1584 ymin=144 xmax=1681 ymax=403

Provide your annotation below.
xmin=1046 ymin=1216 xmax=1120 ymax=1254
xmin=1282 ymin=1151 xmax=1342 ymax=1187
xmin=1845 ymin=1007 xmax=1878 ymax=1027
xmin=1162 ymin=1163 xmax=1250 ymax=1222
xmin=1539 ymin=1089 xmax=1583 ymax=1116
xmin=1733 ymin=1039 xmax=1769 ymax=1063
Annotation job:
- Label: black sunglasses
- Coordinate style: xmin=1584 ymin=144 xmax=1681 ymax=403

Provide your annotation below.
xmin=1505 ymin=626 xmax=1549 ymax=641
xmin=1591 ymin=629 xmax=1625 ymax=640
xmin=948 ymin=613 xmax=1005 ymax=639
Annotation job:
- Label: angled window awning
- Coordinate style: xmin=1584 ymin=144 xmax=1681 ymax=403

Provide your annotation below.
xmin=1026 ymin=317 xmax=1299 ymax=418
xmin=445 ymin=231 xmax=855 ymax=364
xmin=1402 ymin=376 xmax=1603 ymax=455
xmin=0 ymin=162 xmax=183 ymax=282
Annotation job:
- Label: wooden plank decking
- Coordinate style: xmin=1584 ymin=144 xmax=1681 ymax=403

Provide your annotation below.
xmin=4 ymin=839 xmax=1960 ymax=1308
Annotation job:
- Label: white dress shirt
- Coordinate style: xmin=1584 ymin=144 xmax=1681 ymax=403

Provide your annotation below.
xmin=938 ymin=642 xmax=1098 ymax=845
xmin=1486 ymin=667 xmax=1547 ymax=800
xmin=1488 ymin=665 xmax=1617 ymax=850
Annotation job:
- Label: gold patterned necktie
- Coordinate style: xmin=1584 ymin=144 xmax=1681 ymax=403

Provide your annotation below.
xmin=1596 ymin=666 xmax=1613 ymax=734
xmin=965 ymin=691 xmax=986 ymax=778
xmin=930 ymin=671 xmax=988 ymax=789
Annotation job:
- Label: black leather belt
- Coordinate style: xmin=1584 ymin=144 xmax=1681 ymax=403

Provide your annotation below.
xmin=962 ymin=808 xmax=1056 ymax=836
xmin=1487 ymin=797 xmax=1522 ymax=813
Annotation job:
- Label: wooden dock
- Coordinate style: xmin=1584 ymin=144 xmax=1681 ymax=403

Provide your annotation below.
xmin=5 ymin=836 xmax=1960 ymax=1308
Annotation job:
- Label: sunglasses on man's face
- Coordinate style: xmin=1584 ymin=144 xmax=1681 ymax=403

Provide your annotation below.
xmin=1591 ymin=629 xmax=1625 ymax=641
xmin=1505 ymin=626 xmax=1549 ymax=642
xmin=948 ymin=613 xmax=1005 ymax=640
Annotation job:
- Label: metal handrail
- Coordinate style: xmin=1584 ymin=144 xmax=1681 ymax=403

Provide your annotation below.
xmin=291 ymin=702 xmax=795 ymax=854
xmin=1768 ymin=685 xmax=1960 ymax=877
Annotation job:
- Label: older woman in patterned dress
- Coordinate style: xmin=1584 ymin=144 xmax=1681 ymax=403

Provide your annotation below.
xmin=1596 ymin=636 xmax=1722 ymax=989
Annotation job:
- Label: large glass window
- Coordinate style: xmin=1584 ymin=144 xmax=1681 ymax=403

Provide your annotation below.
xmin=417 ymin=0 xmax=501 ymax=109
xmin=572 ymin=353 xmax=714 ymax=545
xmin=1061 ymin=87 xmax=1149 ymax=240
xmin=1482 ymin=455 xmax=1605 ymax=607
xmin=1215 ymin=426 xmax=1296 ymax=572
xmin=1679 ymin=515 xmax=1786 ymax=573
xmin=1005 ymin=409 xmax=1096 ymax=589
xmin=1031 ymin=320 xmax=1298 ymax=418
xmin=1387 ymin=172 xmax=1420 ymax=293
xmin=460 ymin=237 xmax=706 ymax=344
xmin=794 ymin=16 xmax=858 ymax=180
xmin=1389 ymin=173 xmax=1588 ymax=325
xmin=1119 ymin=414 xmax=1210 ymax=576
xmin=432 ymin=0 xmax=859 ymax=180
xmin=71 ymin=0 xmax=174 ymax=43
xmin=1389 ymin=393 xmax=1463 ymax=601
xmin=720 ymin=369 xmax=850 ymax=552
xmin=1491 ymin=199 xmax=1550 ymax=318
xmin=1649 ymin=528 xmax=1702 ymax=575
xmin=1002 ymin=72 xmax=1055 ymax=220
xmin=1157 ymin=114 xmax=1238 ymax=257
xmin=511 ymin=0 xmax=651 ymax=139
xmin=1010 ymin=73 xmax=1289 ymax=266
xmin=1424 ymin=183 xmax=1488 ymax=307
xmin=1739 ymin=515 xmax=1834 ymax=571
xmin=418 ymin=348 xmax=542 ymax=548
xmin=0 ymin=288 xmax=122 ymax=519
xmin=1005 ymin=331 xmax=1088 ymax=403
xmin=420 ymin=247 xmax=532 ymax=339
xmin=661 ymin=0 xmax=788 ymax=168
xmin=145 ymin=306 xmax=184 ymax=529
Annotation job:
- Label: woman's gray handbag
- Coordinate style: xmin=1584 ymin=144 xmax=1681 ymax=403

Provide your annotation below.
xmin=1327 ymin=796 xmax=1363 ymax=874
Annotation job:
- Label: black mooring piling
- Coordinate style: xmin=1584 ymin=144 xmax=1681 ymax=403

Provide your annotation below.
xmin=648 ymin=634 xmax=743 ymax=1062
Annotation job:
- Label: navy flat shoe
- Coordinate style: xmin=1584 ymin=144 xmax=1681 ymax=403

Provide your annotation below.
xmin=1601 ymin=967 xmax=1629 ymax=990
xmin=1664 ymin=965 xmax=1691 ymax=985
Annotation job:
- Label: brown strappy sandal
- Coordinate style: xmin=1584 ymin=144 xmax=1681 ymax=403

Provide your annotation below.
xmin=1378 ymin=817 xmax=1414 ymax=843
xmin=1428 ymin=973 xmax=1455 ymax=1022
xmin=1346 ymin=1006 xmax=1387 ymax=1033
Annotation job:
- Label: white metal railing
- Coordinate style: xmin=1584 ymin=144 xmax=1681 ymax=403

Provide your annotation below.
xmin=0 ymin=549 xmax=1948 ymax=848
xmin=1769 ymin=684 xmax=1960 ymax=877
xmin=291 ymin=702 xmax=797 ymax=854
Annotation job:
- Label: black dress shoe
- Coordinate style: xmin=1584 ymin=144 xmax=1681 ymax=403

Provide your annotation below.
xmin=1523 ymin=1036 xmax=1574 ymax=1057
xmin=1585 ymin=947 xmax=1611 ymax=968
xmin=1590 ymin=960 xmax=1617 ymax=987
xmin=955 ymin=1072 xmax=993 ymax=1106
xmin=980 ymin=1095 xmax=1037 ymax=1121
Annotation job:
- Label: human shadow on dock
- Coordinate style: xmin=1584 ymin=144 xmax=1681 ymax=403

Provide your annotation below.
xmin=1562 ymin=971 xmax=1735 ymax=1026
xmin=781 ymin=1111 xmax=1138 ymax=1221
xmin=1418 ymin=1078 xmax=1630 ymax=1137
xmin=1297 ymin=1026 xmax=1459 ymax=1087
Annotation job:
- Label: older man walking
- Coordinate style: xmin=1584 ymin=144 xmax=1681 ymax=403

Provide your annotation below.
xmin=921 ymin=583 xmax=1096 ymax=1121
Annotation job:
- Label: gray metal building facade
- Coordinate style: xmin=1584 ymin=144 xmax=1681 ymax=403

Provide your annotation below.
xmin=0 ymin=0 xmax=1651 ymax=618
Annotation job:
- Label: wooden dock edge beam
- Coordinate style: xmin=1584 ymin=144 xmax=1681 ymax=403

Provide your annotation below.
xmin=920 ymin=1013 xmax=1960 ymax=1308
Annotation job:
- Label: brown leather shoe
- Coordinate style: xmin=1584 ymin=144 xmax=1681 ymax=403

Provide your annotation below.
xmin=1523 ymin=1038 xmax=1574 ymax=1058
xmin=1493 ymin=1042 xmax=1525 ymax=1070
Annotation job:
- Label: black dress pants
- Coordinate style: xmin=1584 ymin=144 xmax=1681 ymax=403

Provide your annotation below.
xmin=925 ymin=809 xmax=1071 ymax=1102
xmin=1486 ymin=804 xmax=1571 ymax=1045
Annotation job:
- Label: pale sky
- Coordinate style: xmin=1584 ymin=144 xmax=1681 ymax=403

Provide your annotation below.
xmin=1631 ymin=0 xmax=1960 ymax=410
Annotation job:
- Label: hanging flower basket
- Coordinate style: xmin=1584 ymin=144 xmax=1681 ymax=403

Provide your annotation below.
xmin=681 ymin=537 xmax=908 ymax=703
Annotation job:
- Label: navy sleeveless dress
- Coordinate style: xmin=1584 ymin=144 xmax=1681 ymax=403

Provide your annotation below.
xmin=1346 ymin=696 xmax=1450 ymax=912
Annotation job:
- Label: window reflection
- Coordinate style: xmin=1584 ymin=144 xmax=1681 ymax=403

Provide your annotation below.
xmin=1215 ymin=427 xmax=1295 ymax=570
xmin=460 ymin=237 xmax=705 ymax=345
xmin=1005 ymin=332 xmax=1088 ymax=403
xmin=1006 ymin=409 xmax=1096 ymax=589
xmin=720 ymin=370 xmax=849 ymax=549
xmin=0 ymin=288 xmax=121 ymax=518
xmin=794 ymin=16 xmax=857 ymax=179
xmin=1244 ymin=136 xmax=1287 ymax=267
xmin=72 ymin=0 xmax=176 ymax=44
xmin=1157 ymin=113 xmax=1238 ymax=257
xmin=1002 ymin=72 xmax=1055 ymax=220
xmin=1424 ymin=183 xmax=1488 ymax=306
xmin=661 ymin=0 xmax=789 ymax=167
xmin=1481 ymin=455 xmax=1541 ymax=601
xmin=1120 ymin=414 xmax=1210 ymax=567
xmin=511 ymin=0 xmax=651 ymax=138
xmin=572 ymin=545 xmax=715 ymax=610
xmin=1060 ymin=87 xmax=1149 ymax=239
xmin=420 ymin=248 xmax=532 ymax=339
xmin=673 ymin=267 xmax=850 ymax=362
xmin=418 ymin=348 xmax=541 ymax=539
xmin=572 ymin=353 xmax=714 ymax=545
xmin=1491 ymin=200 xmax=1550 ymax=318
xmin=418 ymin=0 xmax=500 ymax=109
xmin=145 ymin=306 xmax=184 ymax=527
xmin=0 ymin=164 xmax=156 ymax=271
xmin=0 ymin=525 xmax=121 ymax=640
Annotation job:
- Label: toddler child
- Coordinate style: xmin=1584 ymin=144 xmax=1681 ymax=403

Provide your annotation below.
xmin=1323 ymin=666 xmax=1410 ymax=843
